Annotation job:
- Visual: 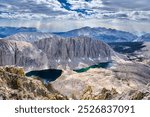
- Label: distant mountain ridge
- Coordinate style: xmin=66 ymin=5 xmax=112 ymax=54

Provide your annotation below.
xmin=54 ymin=26 xmax=138 ymax=42
xmin=0 ymin=27 xmax=37 ymax=38
xmin=5 ymin=32 xmax=56 ymax=42
xmin=0 ymin=26 xmax=150 ymax=42
xmin=137 ymin=33 xmax=150 ymax=42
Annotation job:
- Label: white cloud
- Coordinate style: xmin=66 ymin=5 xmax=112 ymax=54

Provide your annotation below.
xmin=67 ymin=0 xmax=104 ymax=10
xmin=0 ymin=0 xmax=150 ymax=33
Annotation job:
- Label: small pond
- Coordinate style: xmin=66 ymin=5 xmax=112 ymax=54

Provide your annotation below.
xmin=74 ymin=62 xmax=112 ymax=73
xmin=26 ymin=69 xmax=62 ymax=82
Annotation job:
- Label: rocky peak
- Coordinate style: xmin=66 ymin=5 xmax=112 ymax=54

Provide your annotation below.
xmin=34 ymin=36 xmax=112 ymax=69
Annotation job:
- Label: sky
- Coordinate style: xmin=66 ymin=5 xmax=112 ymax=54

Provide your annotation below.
xmin=0 ymin=0 xmax=150 ymax=34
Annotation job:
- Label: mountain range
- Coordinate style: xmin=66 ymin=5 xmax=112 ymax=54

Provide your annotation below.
xmin=0 ymin=27 xmax=37 ymax=38
xmin=55 ymin=26 xmax=138 ymax=42
xmin=137 ymin=33 xmax=150 ymax=42
xmin=0 ymin=26 xmax=150 ymax=42
xmin=0 ymin=26 xmax=150 ymax=100
xmin=5 ymin=32 xmax=55 ymax=42
xmin=0 ymin=36 xmax=113 ymax=71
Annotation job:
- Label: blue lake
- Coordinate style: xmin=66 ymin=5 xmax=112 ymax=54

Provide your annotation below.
xmin=26 ymin=62 xmax=112 ymax=82
xmin=73 ymin=62 xmax=112 ymax=73
xmin=26 ymin=69 xmax=62 ymax=83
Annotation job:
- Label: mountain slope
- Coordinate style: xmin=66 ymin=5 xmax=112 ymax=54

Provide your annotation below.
xmin=4 ymin=32 xmax=55 ymax=42
xmin=137 ymin=33 xmax=150 ymax=42
xmin=0 ymin=40 xmax=48 ymax=71
xmin=34 ymin=36 xmax=113 ymax=69
xmin=109 ymin=42 xmax=150 ymax=65
xmin=0 ymin=36 xmax=113 ymax=70
xmin=54 ymin=26 xmax=138 ymax=42
xmin=0 ymin=27 xmax=37 ymax=38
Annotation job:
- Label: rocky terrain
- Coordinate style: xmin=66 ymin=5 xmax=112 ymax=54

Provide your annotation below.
xmin=0 ymin=39 xmax=48 ymax=71
xmin=34 ymin=36 xmax=112 ymax=69
xmin=0 ymin=29 xmax=149 ymax=100
xmin=0 ymin=63 xmax=150 ymax=100
xmin=51 ymin=62 xmax=150 ymax=100
xmin=0 ymin=67 xmax=67 ymax=100
xmin=109 ymin=42 xmax=150 ymax=65
xmin=0 ymin=36 xmax=113 ymax=71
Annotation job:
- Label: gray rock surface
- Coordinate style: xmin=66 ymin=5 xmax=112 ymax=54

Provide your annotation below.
xmin=0 ymin=39 xmax=48 ymax=71
xmin=0 ymin=36 xmax=113 ymax=70
xmin=51 ymin=62 xmax=150 ymax=99
xmin=34 ymin=36 xmax=112 ymax=69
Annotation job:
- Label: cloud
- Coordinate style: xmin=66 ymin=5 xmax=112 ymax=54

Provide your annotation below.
xmin=0 ymin=0 xmax=150 ymax=33
xmin=102 ymin=0 xmax=150 ymax=10
xmin=0 ymin=0 xmax=74 ymax=20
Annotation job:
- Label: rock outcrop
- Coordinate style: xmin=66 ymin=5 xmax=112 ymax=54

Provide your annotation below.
xmin=34 ymin=36 xmax=112 ymax=69
xmin=0 ymin=39 xmax=48 ymax=71
xmin=0 ymin=67 xmax=67 ymax=100
xmin=0 ymin=36 xmax=113 ymax=70
xmin=0 ymin=63 xmax=150 ymax=100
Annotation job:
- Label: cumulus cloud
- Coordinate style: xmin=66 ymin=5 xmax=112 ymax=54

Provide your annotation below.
xmin=102 ymin=0 xmax=150 ymax=10
xmin=0 ymin=0 xmax=150 ymax=33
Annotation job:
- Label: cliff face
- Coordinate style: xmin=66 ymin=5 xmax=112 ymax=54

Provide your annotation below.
xmin=0 ymin=40 xmax=48 ymax=71
xmin=0 ymin=36 xmax=113 ymax=70
xmin=34 ymin=36 xmax=112 ymax=69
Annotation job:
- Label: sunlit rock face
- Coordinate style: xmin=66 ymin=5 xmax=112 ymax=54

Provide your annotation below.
xmin=0 ymin=34 xmax=113 ymax=70
xmin=34 ymin=36 xmax=112 ymax=69
xmin=0 ymin=39 xmax=48 ymax=71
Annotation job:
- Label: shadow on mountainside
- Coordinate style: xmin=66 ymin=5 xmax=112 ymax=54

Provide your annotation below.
xmin=108 ymin=42 xmax=145 ymax=54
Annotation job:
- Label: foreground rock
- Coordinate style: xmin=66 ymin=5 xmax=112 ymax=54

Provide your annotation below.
xmin=0 ymin=64 xmax=150 ymax=100
xmin=0 ymin=67 xmax=67 ymax=100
